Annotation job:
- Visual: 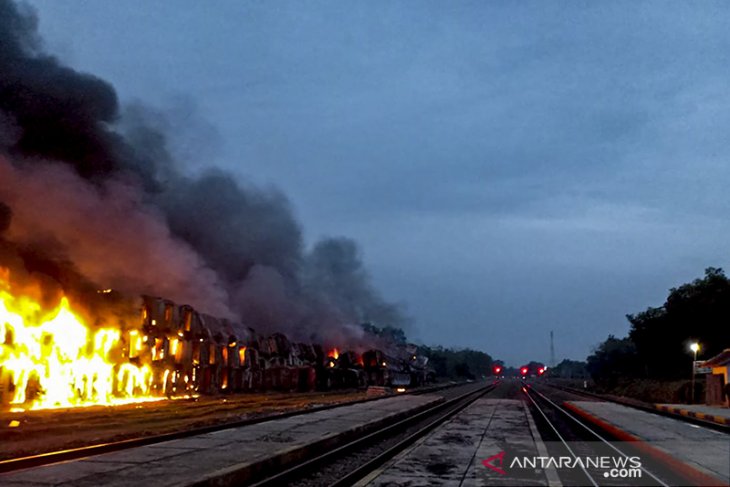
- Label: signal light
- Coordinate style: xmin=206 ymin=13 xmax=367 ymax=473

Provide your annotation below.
xmin=520 ymin=367 xmax=528 ymax=376
xmin=493 ymin=365 xmax=502 ymax=375
xmin=537 ymin=367 xmax=545 ymax=375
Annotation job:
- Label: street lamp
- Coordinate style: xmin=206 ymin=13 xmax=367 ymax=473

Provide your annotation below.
xmin=689 ymin=342 xmax=700 ymax=404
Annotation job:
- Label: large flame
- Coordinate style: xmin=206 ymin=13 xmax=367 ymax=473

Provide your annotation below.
xmin=0 ymin=269 xmax=156 ymax=410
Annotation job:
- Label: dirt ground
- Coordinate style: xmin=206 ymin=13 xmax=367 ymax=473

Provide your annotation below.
xmin=0 ymin=390 xmax=368 ymax=460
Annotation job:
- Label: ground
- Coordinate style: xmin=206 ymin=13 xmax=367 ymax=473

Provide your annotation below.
xmin=0 ymin=390 xmax=368 ymax=460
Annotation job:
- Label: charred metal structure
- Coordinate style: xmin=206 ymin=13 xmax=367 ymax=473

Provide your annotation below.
xmin=129 ymin=296 xmax=433 ymax=397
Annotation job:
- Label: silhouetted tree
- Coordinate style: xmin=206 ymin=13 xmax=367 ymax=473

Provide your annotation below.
xmin=586 ymin=335 xmax=641 ymax=387
xmin=627 ymin=267 xmax=730 ymax=379
xmin=361 ymin=323 xmax=407 ymax=344
xmin=549 ymin=359 xmax=589 ymax=379
xmin=418 ymin=346 xmax=493 ymax=380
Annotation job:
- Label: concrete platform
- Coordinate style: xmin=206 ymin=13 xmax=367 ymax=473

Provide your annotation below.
xmin=565 ymin=400 xmax=730 ymax=486
xmin=655 ymin=403 xmax=729 ymax=425
xmin=0 ymin=393 xmax=443 ymax=487
xmin=358 ymin=398 xmax=560 ymax=486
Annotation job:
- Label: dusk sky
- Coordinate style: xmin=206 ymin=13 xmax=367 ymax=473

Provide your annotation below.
xmin=25 ymin=1 xmax=730 ymax=366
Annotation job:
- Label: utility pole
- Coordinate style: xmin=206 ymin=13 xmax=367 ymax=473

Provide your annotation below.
xmin=689 ymin=342 xmax=700 ymax=404
xmin=550 ymin=330 xmax=556 ymax=368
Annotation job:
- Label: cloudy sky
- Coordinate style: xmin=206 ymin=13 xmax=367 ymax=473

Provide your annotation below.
xmin=26 ymin=1 xmax=730 ymax=366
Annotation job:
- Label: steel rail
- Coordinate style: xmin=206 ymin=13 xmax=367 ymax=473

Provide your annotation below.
xmin=540 ymin=381 xmax=730 ymax=434
xmin=0 ymin=381 xmax=465 ymax=474
xmin=523 ymin=385 xmax=599 ymax=486
xmin=248 ymin=382 xmax=497 ymax=487
xmin=524 ymin=384 xmax=670 ymax=487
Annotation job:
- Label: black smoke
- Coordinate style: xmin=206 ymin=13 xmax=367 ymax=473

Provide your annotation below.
xmin=0 ymin=0 xmax=407 ymax=343
xmin=0 ymin=0 xmax=133 ymax=179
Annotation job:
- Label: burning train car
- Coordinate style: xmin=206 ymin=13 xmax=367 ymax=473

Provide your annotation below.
xmin=362 ymin=345 xmax=435 ymax=388
xmin=134 ymin=296 xmax=345 ymax=396
xmin=135 ymin=295 xmax=433 ymax=394
xmin=0 ymin=280 xmax=433 ymax=410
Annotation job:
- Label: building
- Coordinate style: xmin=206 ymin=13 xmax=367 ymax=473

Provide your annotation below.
xmin=699 ymin=348 xmax=730 ymax=406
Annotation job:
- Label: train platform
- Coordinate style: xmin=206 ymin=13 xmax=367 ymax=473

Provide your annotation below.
xmin=655 ymin=403 xmax=729 ymax=425
xmin=565 ymin=400 xmax=730 ymax=486
xmin=356 ymin=398 xmax=561 ymax=487
xmin=0 ymin=393 xmax=443 ymax=487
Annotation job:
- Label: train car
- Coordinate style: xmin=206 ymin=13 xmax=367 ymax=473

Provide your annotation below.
xmin=362 ymin=349 xmax=411 ymax=387
xmin=324 ymin=350 xmax=367 ymax=389
xmin=105 ymin=294 xmax=435 ymax=401
xmin=264 ymin=332 xmax=298 ymax=391
xmin=408 ymin=354 xmax=435 ymax=387
xmin=292 ymin=342 xmax=318 ymax=391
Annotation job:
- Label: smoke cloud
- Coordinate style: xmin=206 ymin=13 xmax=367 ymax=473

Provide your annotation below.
xmin=0 ymin=157 xmax=233 ymax=317
xmin=0 ymin=0 xmax=406 ymax=344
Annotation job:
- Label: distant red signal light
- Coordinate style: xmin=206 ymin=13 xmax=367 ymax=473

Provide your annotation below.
xmin=493 ymin=365 xmax=502 ymax=375
xmin=537 ymin=367 xmax=545 ymax=375
xmin=520 ymin=367 xmax=528 ymax=376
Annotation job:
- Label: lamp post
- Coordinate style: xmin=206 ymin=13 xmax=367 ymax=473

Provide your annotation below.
xmin=689 ymin=342 xmax=700 ymax=404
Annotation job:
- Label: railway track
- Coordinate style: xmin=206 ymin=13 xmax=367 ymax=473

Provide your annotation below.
xmin=248 ymin=381 xmax=497 ymax=486
xmin=539 ymin=381 xmax=730 ymax=434
xmin=0 ymin=381 xmax=466 ymax=474
xmin=523 ymin=383 xmax=684 ymax=486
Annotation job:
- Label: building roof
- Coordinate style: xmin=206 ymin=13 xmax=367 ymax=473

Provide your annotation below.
xmin=700 ymin=348 xmax=730 ymax=367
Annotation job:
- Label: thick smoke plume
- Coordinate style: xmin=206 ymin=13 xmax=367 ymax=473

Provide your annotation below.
xmin=0 ymin=0 xmax=406 ymax=344
xmin=0 ymin=157 xmax=232 ymax=317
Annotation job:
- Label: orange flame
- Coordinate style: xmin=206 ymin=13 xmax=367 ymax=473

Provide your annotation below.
xmin=0 ymin=269 xmax=158 ymax=410
xmin=326 ymin=348 xmax=339 ymax=368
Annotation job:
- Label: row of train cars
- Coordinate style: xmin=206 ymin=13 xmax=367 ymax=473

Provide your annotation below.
xmin=131 ymin=296 xmax=436 ymax=397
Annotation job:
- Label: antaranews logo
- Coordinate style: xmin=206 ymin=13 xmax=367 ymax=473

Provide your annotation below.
xmin=482 ymin=451 xmax=507 ymax=475
xmin=482 ymin=451 xmax=642 ymax=479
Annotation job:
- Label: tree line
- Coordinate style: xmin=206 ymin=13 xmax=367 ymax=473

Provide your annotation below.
xmin=586 ymin=267 xmax=730 ymax=387
xmin=361 ymin=323 xmax=494 ymax=380
xmin=418 ymin=346 xmax=494 ymax=380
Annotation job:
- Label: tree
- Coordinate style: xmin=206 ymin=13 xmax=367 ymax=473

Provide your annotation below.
xmin=627 ymin=267 xmax=730 ymax=379
xmin=418 ymin=346 xmax=493 ymax=380
xmin=549 ymin=359 xmax=588 ymax=379
xmin=586 ymin=335 xmax=640 ymax=387
xmin=454 ymin=362 xmax=473 ymax=380
xmin=361 ymin=323 xmax=407 ymax=344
